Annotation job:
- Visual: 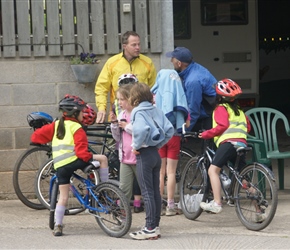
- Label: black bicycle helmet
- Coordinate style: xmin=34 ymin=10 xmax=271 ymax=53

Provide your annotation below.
xmin=27 ymin=112 xmax=53 ymax=129
xmin=59 ymin=94 xmax=86 ymax=117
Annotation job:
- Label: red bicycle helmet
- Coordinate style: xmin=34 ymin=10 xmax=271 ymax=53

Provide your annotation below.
xmin=118 ymin=73 xmax=138 ymax=86
xmin=215 ymin=78 xmax=242 ymax=101
xmin=59 ymin=94 xmax=86 ymax=116
xmin=82 ymin=104 xmax=97 ymax=126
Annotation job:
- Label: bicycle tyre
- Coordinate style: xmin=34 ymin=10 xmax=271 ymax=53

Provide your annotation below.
xmin=179 ymin=157 xmax=208 ymax=220
xmin=49 ymin=178 xmax=59 ymax=230
xmin=176 ymin=147 xmax=196 ymax=183
xmin=92 ymin=182 xmax=132 ymax=238
xmin=234 ymin=163 xmax=278 ymax=231
xmin=13 ymin=145 xmax=52 ymax=209
xmin=35 ymin=159 xmax=55 ymax=210
xmin=35 ymin=159 xmax=100 ymax=213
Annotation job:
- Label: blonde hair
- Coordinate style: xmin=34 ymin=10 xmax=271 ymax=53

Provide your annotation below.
xmin=117 ymin=84 xmax=134 ymax=100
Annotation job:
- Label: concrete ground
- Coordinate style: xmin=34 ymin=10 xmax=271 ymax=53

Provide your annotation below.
xmin=1 ymin=178 xmax=290 ymax=249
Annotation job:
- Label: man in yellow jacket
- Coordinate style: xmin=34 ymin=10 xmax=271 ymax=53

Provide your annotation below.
xmin=94 ymin=31 xmax=157 ymax=123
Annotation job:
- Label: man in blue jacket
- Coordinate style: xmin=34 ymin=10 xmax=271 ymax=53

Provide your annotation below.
xmin=166 ymin=47 xmax=217 ymax=131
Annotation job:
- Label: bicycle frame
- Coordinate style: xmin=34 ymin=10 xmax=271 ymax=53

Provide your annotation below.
xmin=202 ymin=144 xmax=249 ymax=198
xmin=50 ymin=172 xmax=114 ymax=214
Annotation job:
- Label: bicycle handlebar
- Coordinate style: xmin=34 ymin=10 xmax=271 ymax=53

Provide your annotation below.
xmin=181 ymin=123 xmax=199 ymax=138
xmin=29 ymin=142 xmax=51 ymax=147
xmin=85 ymin=123 xmax=111 ymax=131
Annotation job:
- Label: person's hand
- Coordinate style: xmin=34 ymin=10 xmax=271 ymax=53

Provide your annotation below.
xmin=198 ymin=133 xmax=202 ymax=139
xmin=110 ymin=112 xmax=117 ymax=122
xmin=132 ymin=149 xmax=140 ymax=155
xmin=118 ymin=120 xmax=127 ymax=130
xmin=96 ymin=110 xmax=106 ymax=123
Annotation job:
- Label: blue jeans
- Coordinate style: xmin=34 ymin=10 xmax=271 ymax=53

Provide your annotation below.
xmin=136 ymin=146 xmax=161 ymax=229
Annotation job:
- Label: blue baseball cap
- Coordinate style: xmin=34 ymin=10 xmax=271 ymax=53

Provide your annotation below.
xmin=166 ymin=47 xmax=193 ymax=63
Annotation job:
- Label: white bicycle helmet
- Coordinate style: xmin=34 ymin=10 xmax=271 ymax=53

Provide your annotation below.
xmin=117 ymin=73 xmax=138 ymax=86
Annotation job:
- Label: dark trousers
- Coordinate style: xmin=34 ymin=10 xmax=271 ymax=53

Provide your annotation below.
xmin=136 ymin=146 xmax=161 ymax=229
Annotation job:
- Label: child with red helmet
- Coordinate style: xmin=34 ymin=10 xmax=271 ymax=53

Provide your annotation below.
xmin=199 ymin=79 xmax=266 ymax=222
xmin=31 ymin=94 xmax=108 ymax=236
xmin=199 ymin=79 xmax=251 ymax=213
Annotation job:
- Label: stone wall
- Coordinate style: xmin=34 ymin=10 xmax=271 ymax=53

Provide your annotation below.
xmin=0 ymin=55 xmax=161 ymax=199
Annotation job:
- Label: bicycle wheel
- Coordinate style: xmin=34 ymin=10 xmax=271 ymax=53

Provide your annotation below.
xmin=179 ymin=157 xmax=208 ymax=220
xmin=92 ymin=182 xmax=132 ymax=238
xmin=49 ymin=178 xmax=59 ymax=230
xmin=35 ymin=159 xmax=100 ymax=214
xmin=13 ymin=145 xmax=52 ymax=209
xmin=234 ymin=163 xmax=278 ymax=231
xmin=35 ymin=159 xmax=55 ymax=210
xmin=176 ymin=147 xmax=196 ymax=183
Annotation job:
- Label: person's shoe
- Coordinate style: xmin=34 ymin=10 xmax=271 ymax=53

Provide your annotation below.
xmin=200 ymin=200 xmax=222 ymax=214
xmin=165 ymin=206 xmax=177 ymax=216
xmin=176 ymin=208 xmax=183 ymax=215
xmin=129 ymin=227 xmax=158 ymax=240
xmin=255 ymin=212 xmax=266 ymax=223
xmin=227 ymin=199 xmax=235 ymax=207
xmin=53 ymin=224 xmax=63 ymax=236
xmin=134 ymin=206 xmax=144 ymax=213
xmin=155 ymin=226 xmax=161 ymax=238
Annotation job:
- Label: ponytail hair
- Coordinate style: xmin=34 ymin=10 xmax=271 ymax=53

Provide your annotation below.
xmin=219 ymin=97 xmax=241 ymax=116
xmin=56 ymin=117 xmax=66 ymax=139
xmin=56 ymin=110 xmax=81 ymax=139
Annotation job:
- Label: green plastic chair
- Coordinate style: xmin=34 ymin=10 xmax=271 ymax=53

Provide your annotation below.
xmin=246 ymin=138 xmax=271 ymax=167
xmin=245 ymin=107 xmax=290 ymax=190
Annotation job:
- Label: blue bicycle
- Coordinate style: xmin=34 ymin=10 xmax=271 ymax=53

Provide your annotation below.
xmin=48 ymin=163 xmax=132 ymax=238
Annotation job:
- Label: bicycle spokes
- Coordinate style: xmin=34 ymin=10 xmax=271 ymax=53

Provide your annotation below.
xmin=234 ymin=164 xmax=278 ymax=231
xmin=91 ymin=183 xmax=132 ymax=237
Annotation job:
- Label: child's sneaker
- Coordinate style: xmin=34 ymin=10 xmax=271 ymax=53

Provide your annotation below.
xmin=129 ymin=227 xmax=158 ymax=240
xmin=53 ymin=224 xmax=63 ymax=236
xmin=255 ymin=212 xmax=266 ymax=223
xmin=155 ymin=226 xmax=161 ymax=238
xmin=165 ymin=206 xmax=177 ymax=216
xmin=200 ymin=200 xmax=222 ymax=214
xmin=134 ymin=206 xmax=144 ymax=213
xmin=227 ymin=199 xmax=235 ymax=207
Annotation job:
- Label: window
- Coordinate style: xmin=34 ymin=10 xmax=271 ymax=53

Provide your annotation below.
xmin=173 ymin=0 xmax=191 ymax=39
xmin=201 ymin=0 xmax=248 ymax=25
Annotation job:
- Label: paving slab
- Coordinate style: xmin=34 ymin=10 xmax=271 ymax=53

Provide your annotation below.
xmin=0 ymin=190 xmax=290 ymax=250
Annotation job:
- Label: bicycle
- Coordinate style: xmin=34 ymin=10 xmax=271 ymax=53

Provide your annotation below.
xmin=48 ymin=162 xmax=132 ymax=238
xmin=37 ymin=136 xmax=195 ymax=212
xmin=175 ymin=137 xmax=196 ymax=183
xmin=13 ymin=112 xmax=118 ymax=210
xmin=14 ymin=111 xmax=194 ymax=210
xmin=12 ymin=112 xmax=54 ymax=210
xmin=13 ymin=144 xmax=52 ymax=209
xmin=179 ymin=124 xmax=278 ymax=231
xmin=35 ymin=125 xmax=121 ymax=212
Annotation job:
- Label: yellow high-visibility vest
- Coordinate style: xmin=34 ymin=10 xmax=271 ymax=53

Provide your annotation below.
xmin=52 ymin=120 xmax=82 ymax=169
xmin=213 ymin=103 xmax=247 ymax=147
